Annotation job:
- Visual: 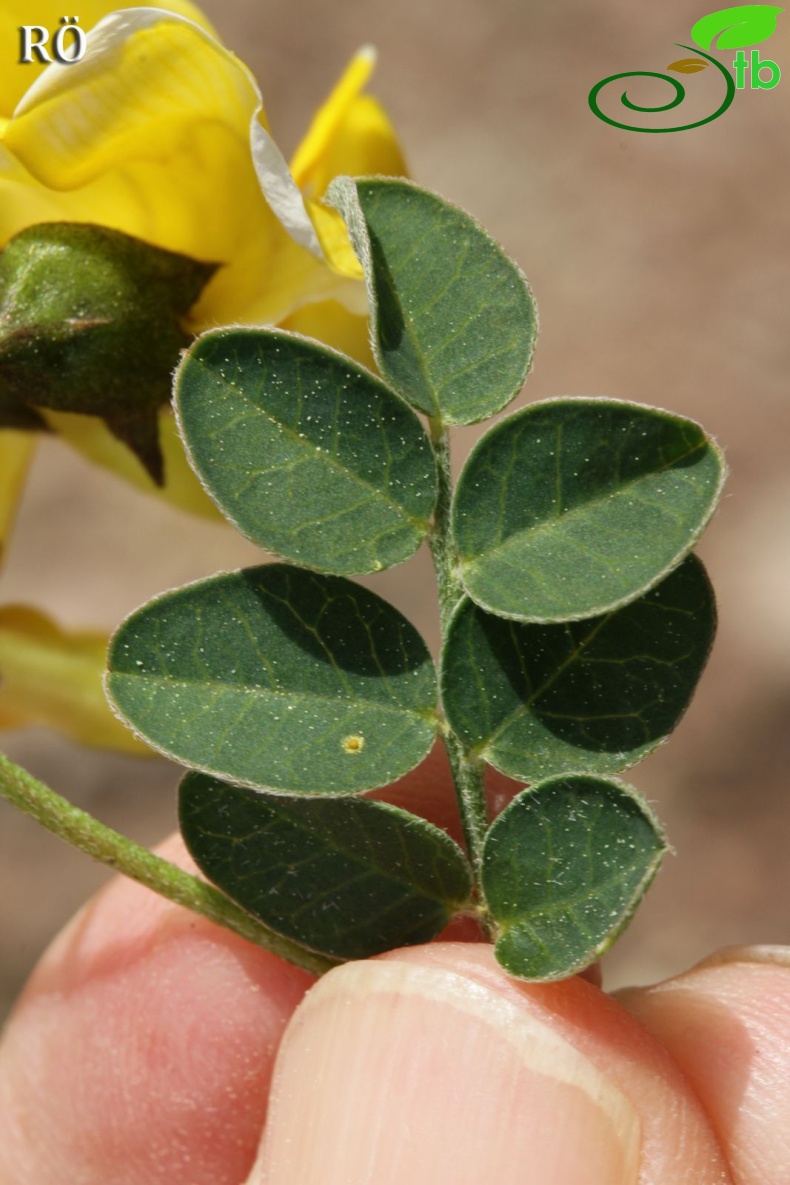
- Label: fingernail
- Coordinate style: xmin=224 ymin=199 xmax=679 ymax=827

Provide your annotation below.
xmin=250 ymin=957 xmax=640 ymax=1185
xmin=690 ymin=944 xmax=790 ymax=972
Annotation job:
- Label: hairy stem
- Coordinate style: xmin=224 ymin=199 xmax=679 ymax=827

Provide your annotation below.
xmin=428 ymin=423 xmax=464 ymax=634
xmin=0 ymin=752 xmax=336 ymax=977
xmin=428 ymin=422 xmax=491 ymax=901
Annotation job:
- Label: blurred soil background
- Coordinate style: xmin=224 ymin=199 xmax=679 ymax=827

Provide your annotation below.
xmin=2 ymin=0 xmax=789 ymax=1019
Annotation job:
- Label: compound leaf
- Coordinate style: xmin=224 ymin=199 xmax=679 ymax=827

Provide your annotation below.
xmin=482 ymin=775 xmax=667 ymax=981
xmin=176 ymin=328 xmax=437 ymax=576
xmin=180 ymin=771 xmax=473 ymax=959
xmin=452 ymin=397 xmax=725 ymax=622
xmin=691 ymin=5 xmax=782 ymax=49
xmin=326 ymin=176 xmax=536 ymax=425
xmin=106 ymin=564 xmax=438 ymax=795
xmin=441 ymin=556 xmax=715 ymax=780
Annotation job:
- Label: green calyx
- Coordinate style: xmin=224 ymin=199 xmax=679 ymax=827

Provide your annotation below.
xmin=0 ymin=222 xmax=217 ymax=482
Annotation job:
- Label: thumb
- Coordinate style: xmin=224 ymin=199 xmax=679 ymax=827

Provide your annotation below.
xmin=249 ymin=943 xmax=728 ymax=1185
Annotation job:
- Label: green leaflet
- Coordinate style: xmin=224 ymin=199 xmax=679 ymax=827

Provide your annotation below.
xmin=453 ymin=397 xmax=726 ymax=622
xmin=326 ymin=176 xmax=536 ymax=425
xmin=175 ymin=328 xmax=437 ymax=576
xmin=106 ymin=565 xmax=438 ymax=795
xmin=441 ymin=556 xmax=715 ymax=781
xmin=180 ymin=772 xmax=473 ymax=959
xmin=482 ymin=775 xmax=667 ymax=980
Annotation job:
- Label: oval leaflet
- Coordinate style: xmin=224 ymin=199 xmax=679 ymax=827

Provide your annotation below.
xmin=106 ymin=564 xmax=439 ymax=795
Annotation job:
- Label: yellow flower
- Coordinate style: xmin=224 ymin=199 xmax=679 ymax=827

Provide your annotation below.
xmin=0 ymin=3 xmax=406 ymax=749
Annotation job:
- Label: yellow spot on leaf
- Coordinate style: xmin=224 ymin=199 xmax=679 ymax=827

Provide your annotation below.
xmin=342 ymin=734 xmax=365 ymax=754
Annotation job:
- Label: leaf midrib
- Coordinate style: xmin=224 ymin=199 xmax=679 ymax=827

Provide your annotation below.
xmin=191 ymin=353 xmax=433 ymax=532
xmin=110 ymin=670 xmax=435 ymax=721
xmin=471 ymin=612 xmax=611 ymax=759
xmin=245 ymin=805 xmax=469 ymax=907
xmin=460 ymin=439 xmax=709 ymax=570
xmin=493 ymin=846 xmax=664 ymax=927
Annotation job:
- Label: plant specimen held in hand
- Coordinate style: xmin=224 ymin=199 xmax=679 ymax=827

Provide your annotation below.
xmin=1 ymin=176 xmax=725 ymax=982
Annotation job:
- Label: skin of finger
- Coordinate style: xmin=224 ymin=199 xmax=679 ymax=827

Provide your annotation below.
xmin=255 ymin=943 xmax=730 ymax=1185
xmin=617 ymin=950 xmax=790 ymax=1185
xmin=0 ymin=834 xmax=314 ymax=1185
xmin=0 ymin=749 xmax=480 ymax=1185
xmin=0 ymin=855 xmax=727 ymax=1185
xmin=385 ymin=945 xmax=731 ymax=1184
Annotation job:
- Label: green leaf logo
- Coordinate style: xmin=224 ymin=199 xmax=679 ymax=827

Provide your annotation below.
xmin=691 ymin=4 xmax=782 ymax=49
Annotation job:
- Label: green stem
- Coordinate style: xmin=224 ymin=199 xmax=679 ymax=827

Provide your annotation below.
xmin=428 ymin=423 xmax=464 ymax=634
xmin=0 ymin=752 xmax=336 ymax=978
xmin=428 ymin=422 xmax=490 ymax=895
xmin=443 ymin=731 xmax=489 ymax=879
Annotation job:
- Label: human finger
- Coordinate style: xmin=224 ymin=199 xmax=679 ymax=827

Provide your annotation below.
xmin=250 ymin=942 xmax=731 ymax=1184
xmin=0 ymin=834 xmax=313 ymax=1185
xmin=618 ymin=945 xmax=790 ymax=1185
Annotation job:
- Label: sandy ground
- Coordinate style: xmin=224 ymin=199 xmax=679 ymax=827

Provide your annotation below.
xmin=2 ymin=0 xmax=790 ymax=1019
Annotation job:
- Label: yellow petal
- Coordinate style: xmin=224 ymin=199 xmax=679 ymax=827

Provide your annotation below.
xmin=306 ymin=203 xmax=365 ymax=281
xmin=290 ymin=47 xmax=377 ymax=195
xmin=0 ymin=430 xmax=35 ymax=561
xmin=9 ymin=13 xmax=256 ymax=190
xmin=0 ymin=605 xmax=149 ymax=752
xmin=292 ymin=49 xmax=407 ymax=198
xmin=280 ymin=300 xmax=375 ymax=371
xmin=40 ymin=409 xmax=222 ymax=519
xmin=0 ymin=1 xmax=217 ymax=120
xmin=0 ymin=146 xmax=81 ymax=244
xmin=291 ymin=48 xmax=408 ymax=277
xmin=4 ymin=9 xmax=326 ymax=326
